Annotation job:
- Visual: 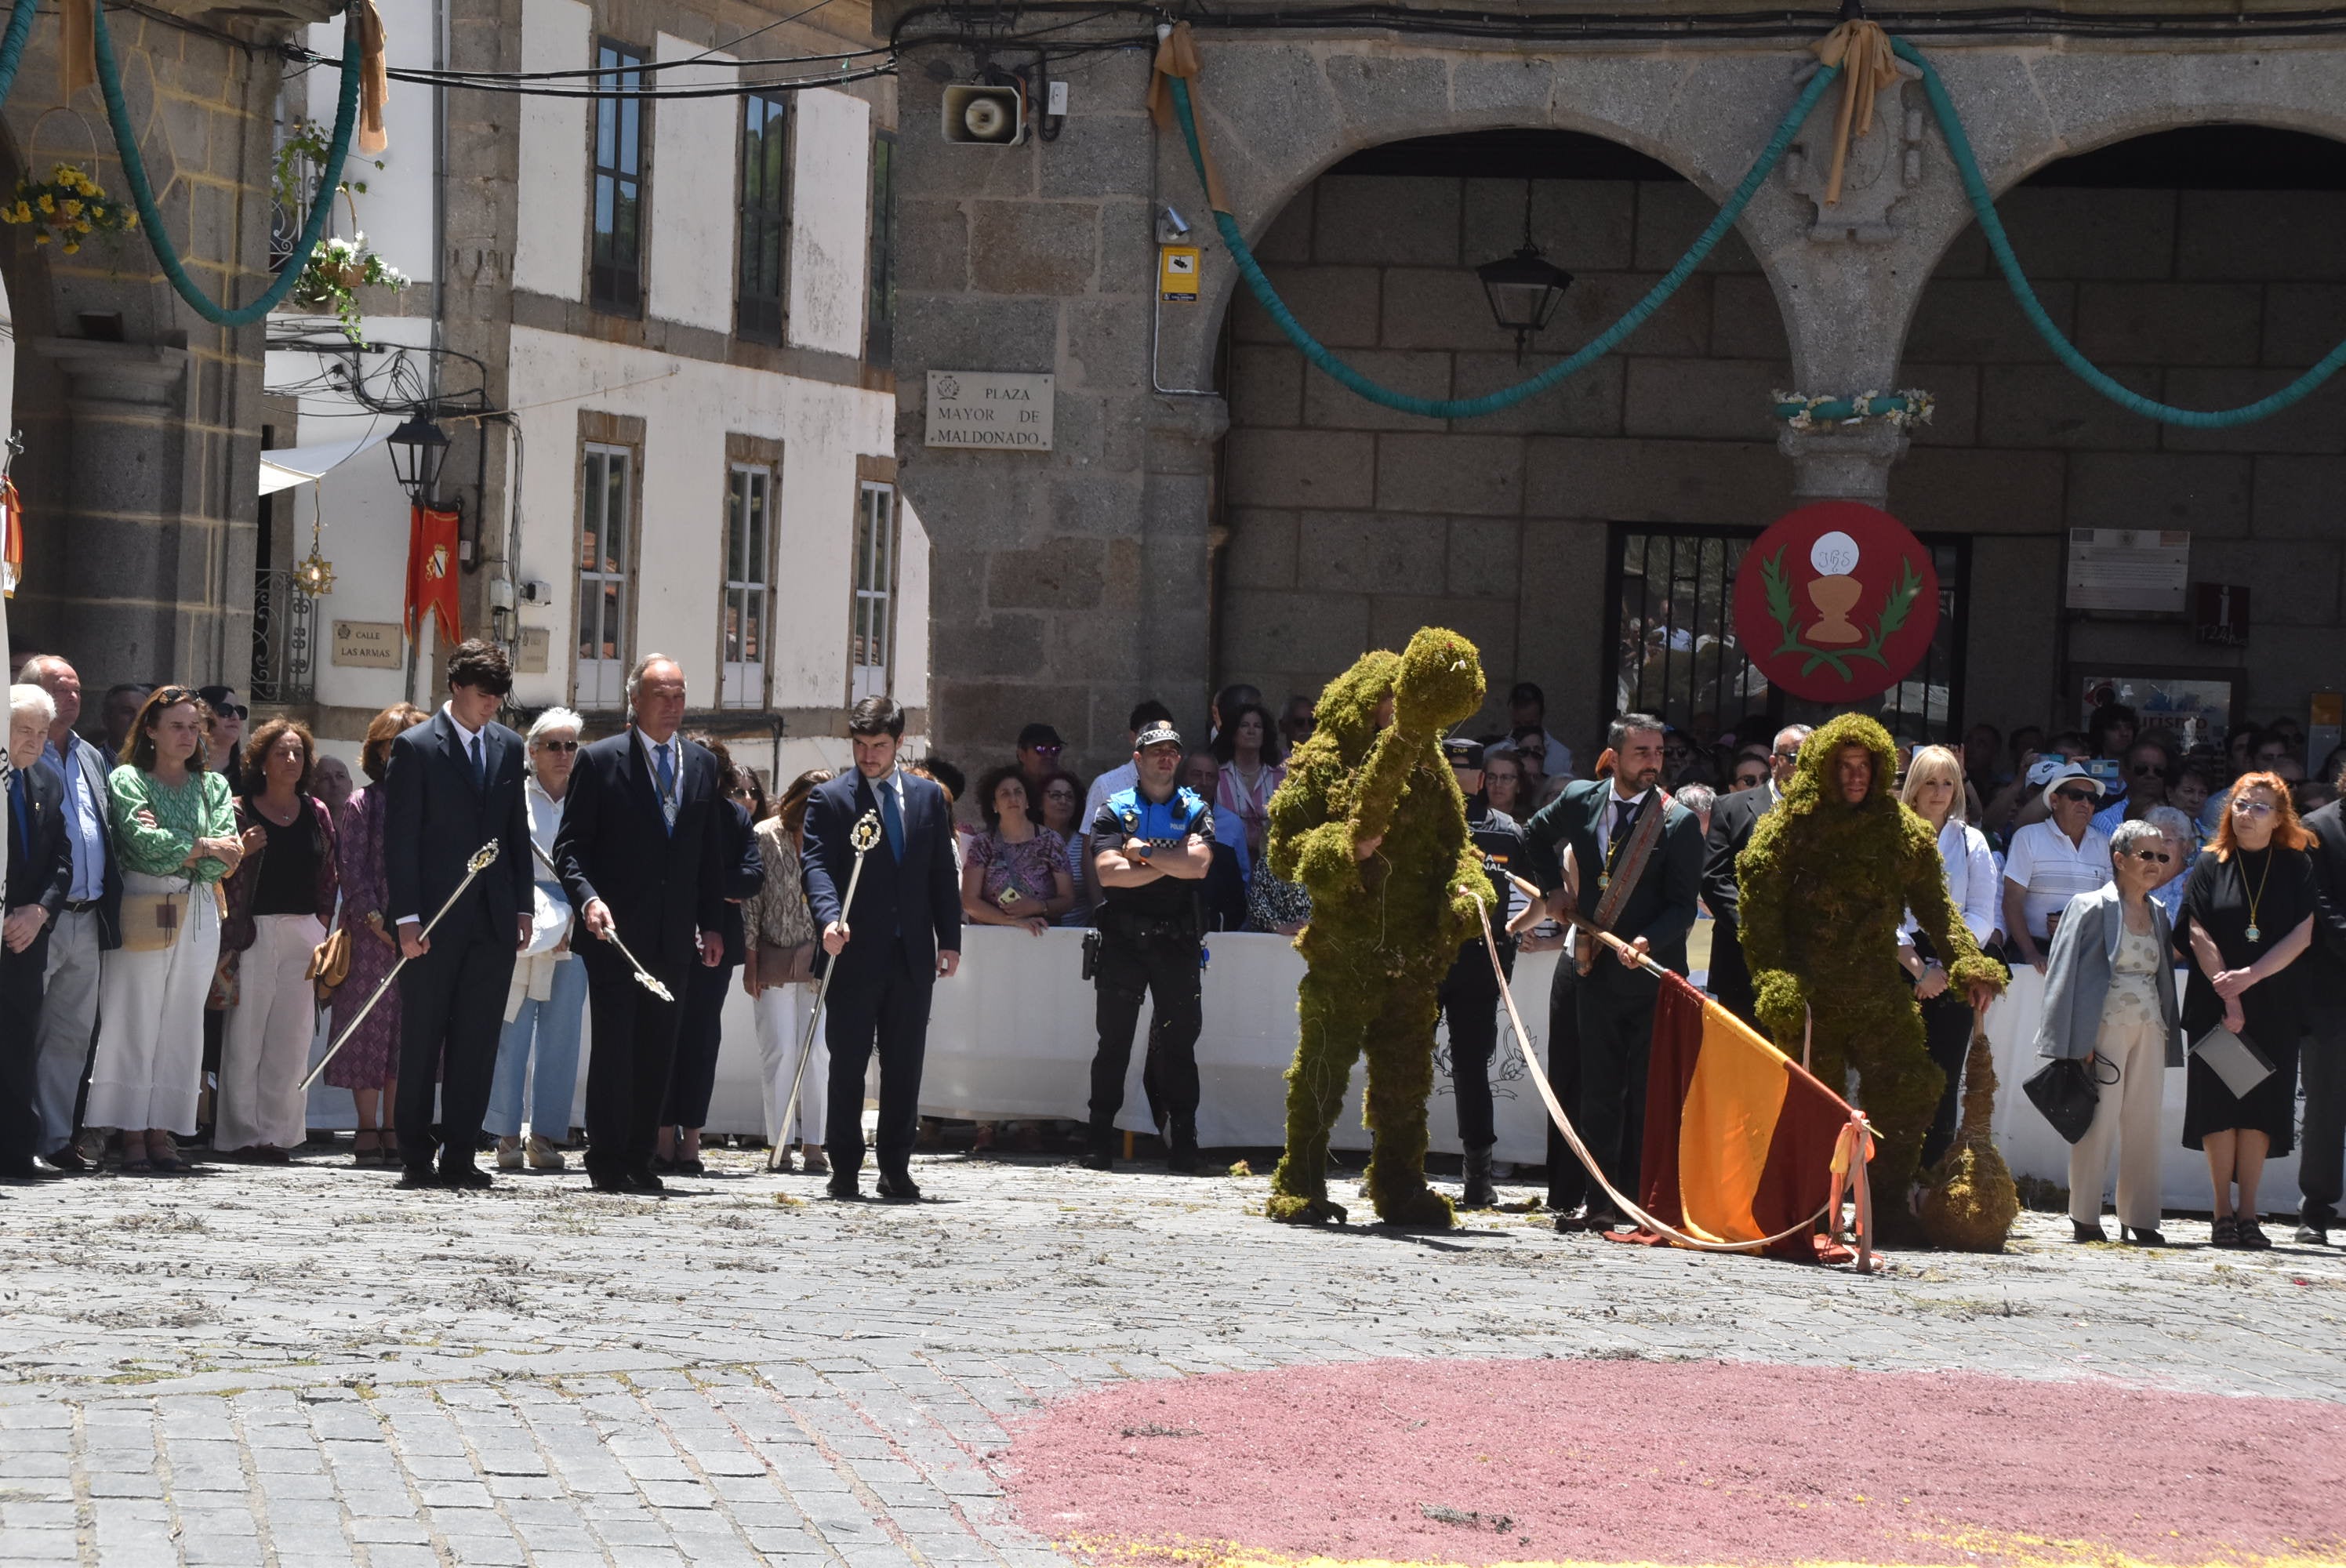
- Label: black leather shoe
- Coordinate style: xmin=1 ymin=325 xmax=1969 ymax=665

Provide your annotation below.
xmin=1460 ymin=1146 xmax=1496 ymax=1210
xmin=588 ymin=1169 xmax=631 ymax=1193
xmin=628 ymin=1167 xmax=666 ymax=1195
xmin=44 ymin=1146 xmax=91 ymax=1174
xmin=2072 ymin=1219 xmax=2107 ymax=1243
xmin=875 ymin=1171 xmax=921 ymax=1203
xmin=2121 ymin=1225 xmax=2166 ymax=1247
xmin=826 ymin=1174 xmax=860 ymax=1200
xmin=0 ymin=1158 xmax=60 ymax=1181
xmin=395 ymin=1166 xmax=438 ymax=1189
xmin=441 ymin=1164 xmax=493 ymax=1191
xmin=1080 ymin=1148 xmax=1113 ymax=1171
xmin=1167 ymin=1122 xmax=1202 ymax=1174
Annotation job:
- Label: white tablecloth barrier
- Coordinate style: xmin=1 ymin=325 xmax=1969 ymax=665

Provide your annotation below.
xmin=300 ymin=931 xmax=2308 ymax=1212
xmin=1980 ymin=966 xmax=2301 ymax=1215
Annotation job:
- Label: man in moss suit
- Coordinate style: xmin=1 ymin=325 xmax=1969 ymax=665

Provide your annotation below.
xmin=1523 ymin=714 xmax=1703 ymax=1232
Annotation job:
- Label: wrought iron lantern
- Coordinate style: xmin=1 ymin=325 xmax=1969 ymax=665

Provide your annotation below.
xmin=1476 ymin=181 xmax=1574 ymax=363
xmin=385 ymin=412 xmax=449 ymax=503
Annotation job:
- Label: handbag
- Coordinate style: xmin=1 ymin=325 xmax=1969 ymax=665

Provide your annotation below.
xmin=757 ymin=940 xmax=817 ymax=987
xmin=2189 ymin=1025 xmax=2276 ymax=1098
xmin=307 ymin=924 xmax=351 ymax=999
xmin=117 ymin=890 xmax=191 ymax=953
xmin=2022 ymin=1055 xmax=2112 ymax=1145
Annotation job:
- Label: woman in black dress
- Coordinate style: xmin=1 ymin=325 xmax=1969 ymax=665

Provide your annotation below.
xmin=2176 ymin=771 xmax=2318 ymax=1249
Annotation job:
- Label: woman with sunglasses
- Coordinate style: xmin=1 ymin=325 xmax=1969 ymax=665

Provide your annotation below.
xmin=2177 ymin=771 xmax=2319 ymax=1248
xmin=86 ymin=687 xmax=244 ymax=1173
xmin=329 ymin=702 xmax=429 ymax=1165
xmin=486 ymin=708 xmax=590 ymax=1173
xmin=2036 ymin=819 xmax=2184 ymax=1243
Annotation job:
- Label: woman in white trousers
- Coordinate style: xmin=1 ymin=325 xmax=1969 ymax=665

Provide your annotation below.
xmin=2032 ymin=818 xmax=2185 ymax=1245
xmin=88 ymin=688 xmax=242 ymax=1173
xmin=743 ymin=770 xmax=831 ymax=1171
xmin=216 ymin=719 xmax=339 ymax=1158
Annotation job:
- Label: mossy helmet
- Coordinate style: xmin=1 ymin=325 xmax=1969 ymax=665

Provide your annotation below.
xmin=1781 ymin=711 xmax=1899 ymax=814
xmin=1393 ymin=626 xmax=1486 ymax=736
xmin=1308 ymin=648 xmax=1405 ymax=763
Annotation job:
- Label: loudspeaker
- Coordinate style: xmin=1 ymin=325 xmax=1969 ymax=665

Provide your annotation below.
xmin=942 ymin=82 xmax=1025 ymax=145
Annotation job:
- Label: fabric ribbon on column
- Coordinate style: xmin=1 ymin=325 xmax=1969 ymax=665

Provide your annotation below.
xmin=1147 ymin=22 xmax=1229 ymax=214
xmin=60 ymin=0 xmax=95 ymax=100
xmin=350 ymin=0 xmax=389 ymax=155
xmin=1809 ymin=18 xmax=1898 ymax=206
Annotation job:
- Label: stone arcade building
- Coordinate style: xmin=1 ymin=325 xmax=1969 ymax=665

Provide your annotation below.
xmin=887 ymin=7 xmax=2346 ymax=773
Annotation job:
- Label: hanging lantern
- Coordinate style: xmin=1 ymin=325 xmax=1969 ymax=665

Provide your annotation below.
xmin=1476 ymin=180 xmax=1574 ymax=363
xmin=384 ymin=412 xmax=449 ymax=503
xmin=293 ymin=492 xmax=336 ymax=597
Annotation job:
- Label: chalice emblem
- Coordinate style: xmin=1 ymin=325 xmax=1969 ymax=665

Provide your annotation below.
xmin=1804 ymin=531 xmax=1865 ymax=646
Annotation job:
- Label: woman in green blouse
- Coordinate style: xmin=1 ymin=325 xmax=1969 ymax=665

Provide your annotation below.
xmin=86 ymin=687 xmax=243 ymax=1173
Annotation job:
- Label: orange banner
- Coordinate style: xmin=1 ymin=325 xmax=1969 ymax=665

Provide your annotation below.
xmin=405 ymin=504 xmax=461 ymax=643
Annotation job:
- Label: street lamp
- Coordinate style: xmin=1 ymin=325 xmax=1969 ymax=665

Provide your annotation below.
xmin=1476 ymin=181 xmax=1573 ymax=363
xmin=385 ymin=413 xmax=449 ymax=503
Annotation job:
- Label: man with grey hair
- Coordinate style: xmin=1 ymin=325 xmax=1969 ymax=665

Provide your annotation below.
xmin=6 ymin=683 xmax=73 ymax=1176
xmin=20 ymin=655 xmax=119 ymax=1172
xmin=1701 ymin=722 xmax=1811 ymax=1029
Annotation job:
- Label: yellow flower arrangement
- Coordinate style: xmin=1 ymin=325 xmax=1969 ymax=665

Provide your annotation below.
xmin=2 ymin=163 xmax=134 ymax=254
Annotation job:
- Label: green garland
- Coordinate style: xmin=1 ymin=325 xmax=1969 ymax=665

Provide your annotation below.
xmin=1264 ymin=629 xmax=1488 ymax=1227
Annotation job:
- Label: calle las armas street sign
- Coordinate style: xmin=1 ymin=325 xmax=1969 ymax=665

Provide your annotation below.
xmin=925 ymin=370 xmax=1055 ymax=451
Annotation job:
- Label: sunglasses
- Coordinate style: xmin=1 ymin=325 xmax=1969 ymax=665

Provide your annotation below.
xmin=2123 ymin=847 xmax=2174 ymax=865
xmin=2232 ymin=798 xmax=2277 ymax=816
xmin=1774 ymin=749 xmax=1799 ymax=760
xmin=2128 ymin=760 xmax=2163 ymax=776
xmin=1027 ymin=744 xmax=1062 ymax=755
xmin=2054 ymin=788 xmax=2098 ymax=804
xmin=536 ymin=739 xmax=580 ymax=753
xmin=217 ymin=704 xmax=249 ymax=720
xmin=1736 ymin=771 xmax=1767 ymax=786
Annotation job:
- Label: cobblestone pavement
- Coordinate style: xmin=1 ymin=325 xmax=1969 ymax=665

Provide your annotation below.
xmin=1 ymin=1149 xmax=2341 ymax=1566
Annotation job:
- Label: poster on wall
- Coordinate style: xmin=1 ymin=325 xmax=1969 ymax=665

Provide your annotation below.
xmin=2080 ymin=673 xmax=2235 ymax=751
xmin=2066 ymin=528 xmax=2190 ymax=613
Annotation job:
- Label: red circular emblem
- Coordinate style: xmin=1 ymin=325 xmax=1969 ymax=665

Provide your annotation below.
xmin=1730 ymin=501 xmax=1939 ymax=704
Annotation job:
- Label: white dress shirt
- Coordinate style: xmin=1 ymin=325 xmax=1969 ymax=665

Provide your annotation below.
xmin=401 ymin=704 xmax=490 ymax=927
xmin=1901 ymin=817 xmax=2001 ymax=950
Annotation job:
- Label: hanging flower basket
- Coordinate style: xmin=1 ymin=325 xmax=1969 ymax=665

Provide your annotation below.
xmin=1 ymin=163 xmax=135 ymax=255
xmin=289 ymin=232 xmax=410 ymax=340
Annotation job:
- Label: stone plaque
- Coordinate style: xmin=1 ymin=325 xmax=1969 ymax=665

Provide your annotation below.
xmin=925 ymin=370 xmax=1054 ymax=451
xmin=331 ymin=619 xmax=404 ymax=669
xmin=518 ymin=626 xmax=551 ymax=674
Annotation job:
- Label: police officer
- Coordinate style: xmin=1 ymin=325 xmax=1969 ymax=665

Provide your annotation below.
xmin=1439 ymin=737 xmax=1534 ymax=1209
xmin=1086 ymin=720 xmax=1215 ymax=1173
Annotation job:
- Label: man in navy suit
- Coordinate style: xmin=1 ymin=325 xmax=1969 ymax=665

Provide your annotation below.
xmin=6 ymin=683 xmax=74 ymax=1178
xmin=803 ymin=695 xmax=962 ymax=1201
xmin=1523 ymin=713 xmax=1702 ymax=1232
xmin=383 ymin=640 xmax=537 ymax=1189
xmin=554 ymin=653 xmax=728 ymax=1193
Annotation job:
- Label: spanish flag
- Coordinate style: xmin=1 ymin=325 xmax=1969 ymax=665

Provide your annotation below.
xmin=1637 ymin=973 xmax=1861 ymax=1261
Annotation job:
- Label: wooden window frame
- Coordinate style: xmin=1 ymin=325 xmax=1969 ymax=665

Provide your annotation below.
xmin=735 ymin=89 xmax=790 ymax=344
xmin=575 ymin=416 xmax=645 ymax=712
xmin=589 ymin=37 xmax=649 ymax=317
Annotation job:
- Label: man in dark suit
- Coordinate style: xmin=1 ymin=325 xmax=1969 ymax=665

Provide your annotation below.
xmin=21 ymin=656 xmax=122 ymax=1173
xmin=554 ymin=653 xmax=728 ymax=1193
xmin=1702 ymin=723 xmax=1809 ymax=1029
xmin=804 ymin=695 xmax=962 ymax=1201
xmin=1524 ymin=713 xmax=1702 ymax=1231
xmin=2300 ymin=782 xmax=2346 ymax=1246
xmin=383 ymin=640 xmax=536 ymax=1189
xmin=5 ymin=684 xmax=74 ymax=1178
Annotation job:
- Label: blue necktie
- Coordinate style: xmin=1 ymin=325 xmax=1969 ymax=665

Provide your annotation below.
xmin=877 ymin=777 xmax=903 ymax=857
xmin=470 ymin=733 xmax=486 ymax=794
xmin=655 ymin=742 xmax=677 ymax=834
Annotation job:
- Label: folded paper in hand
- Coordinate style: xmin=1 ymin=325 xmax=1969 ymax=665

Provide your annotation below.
xmin=2189 ymin=1025 xmax=2275 ymax=1099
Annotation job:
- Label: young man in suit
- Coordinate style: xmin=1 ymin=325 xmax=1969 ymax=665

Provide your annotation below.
xmin=803 ymin=695 xmax=962 ymax=1201
xmin=1523 ymin=713 xmax=1703 ymax=1232
xmin=553 ymin=653 xmax=728 ymax=1193
xmin=21 ymin=656 xmax=122 ymax=1173
xmin=5 ymin=684 xmax=74 ymax=1178
xmin=383 ymin=639 xmax=537 ymax=1189
xmin=1701 ymin=723 xmax=1809 ymax=1029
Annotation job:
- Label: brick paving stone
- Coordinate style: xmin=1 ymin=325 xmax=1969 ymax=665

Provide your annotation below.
xmin=0 ymin=1152 xmax=2339 ymax=1566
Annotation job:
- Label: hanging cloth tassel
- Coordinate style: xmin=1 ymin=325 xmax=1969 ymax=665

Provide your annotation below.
xmin=60 ymin=0 xmax=96 ymax=100
xmin=350 ymin=0 xmax=389 ymax=155
xmin=1146 ymin=22 xmax=1229 ymax=215
xmin=1809 ymin=18 xmax=1898 ymax=206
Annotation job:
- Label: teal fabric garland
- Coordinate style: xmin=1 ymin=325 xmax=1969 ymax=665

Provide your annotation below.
xmin=0 ymin=0 xmax=36 ymax=111
xmin=91 ymin=5 xmax=362 ymax=328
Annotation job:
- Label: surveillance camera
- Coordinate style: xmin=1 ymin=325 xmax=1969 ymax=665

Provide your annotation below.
xmin=942 ymin=82 xmax=1025 ymax=145
xmin=1157 ymin=204 xmax=1191 ymax=245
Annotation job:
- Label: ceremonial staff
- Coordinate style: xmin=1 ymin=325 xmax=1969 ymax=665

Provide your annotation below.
xmin=772 ymin=810 xmax=882 ymax=1165
xmin=528 ymin=838 xmax=673 ymax=1002
xmin=300 ymin=840 xmax=499 ymax=1091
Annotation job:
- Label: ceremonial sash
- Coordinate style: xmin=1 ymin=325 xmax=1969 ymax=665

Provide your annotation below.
xmin=1592 ymin=789 xmax=1670 ymax=932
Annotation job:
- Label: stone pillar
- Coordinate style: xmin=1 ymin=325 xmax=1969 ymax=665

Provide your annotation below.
xmin=1141 ymin=394 xmax=1229 ymax=717
xmin=29 ymin=338 xmax=203 ymax=681
xmin=1776 ymin=423 xmax=1909 ymax=508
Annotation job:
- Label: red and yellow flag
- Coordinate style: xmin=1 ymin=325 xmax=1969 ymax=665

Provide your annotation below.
xmin=405 ymin=504 xmax=461 ymax=643
xmin=1639 ymin=973 xmax=1858 ymax=1261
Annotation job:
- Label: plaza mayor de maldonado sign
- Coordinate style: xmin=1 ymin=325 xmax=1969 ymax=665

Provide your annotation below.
xmin=925 ymin=370 xmax=1055 ymax=451
xmin=1730 ymin=500 xmax=1940 ymax=703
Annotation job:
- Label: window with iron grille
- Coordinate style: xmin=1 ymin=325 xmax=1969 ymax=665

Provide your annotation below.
xmin=590 ymin=39 xmax=646 ymax=315
xmin=736 ymin=91 xmax=789 ymax=343
xmin=850 ymin=481 xmax=897 ymax=702
xmin=722 ymin=463 xmax=772 ymax=707
xmin=865 ymin=131 xmax=895 ymax=365
xmin=579 ymin=444 xmax=634 ymax=708
xmin=1603 ymin=524 xmax=1970 ymax=744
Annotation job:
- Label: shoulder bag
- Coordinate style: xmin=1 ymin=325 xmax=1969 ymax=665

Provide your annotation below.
xmin=2022 ymin=1054 xmax=2115 ymax=1145
xmin=757 ymin=939 xmax=817 ymax=987
xmin=307 ymin=920 xmax=352 ymax=1000
xmin=117 ymin=886 xmax=191 ymax=953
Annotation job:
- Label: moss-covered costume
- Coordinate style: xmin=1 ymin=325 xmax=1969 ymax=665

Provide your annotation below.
xmin=1737 ymin=713 xmax=2007 ymax=1237
xmin=1262 ymin=628 xmax=1488 ymax=1228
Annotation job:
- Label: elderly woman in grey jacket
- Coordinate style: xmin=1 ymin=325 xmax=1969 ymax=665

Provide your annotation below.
xmin=2034 ymin=818 xmax=2186 ymax=1245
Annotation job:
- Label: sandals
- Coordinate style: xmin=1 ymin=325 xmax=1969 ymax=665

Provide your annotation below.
xmin=2237 ymin=1217 xmax=2273 ymax=1250
xmin=353 ymin=1131 xmax=383 ymax=1168
xmin=2210 ymin=1214 xmax=2240 ymax=1248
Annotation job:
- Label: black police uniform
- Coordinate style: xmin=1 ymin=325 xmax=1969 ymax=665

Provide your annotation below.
xmin=1088 ymin=784 xmax=1213 ymax=1167
xmin=1438 ymin=800 xmax=1531 ymax=1171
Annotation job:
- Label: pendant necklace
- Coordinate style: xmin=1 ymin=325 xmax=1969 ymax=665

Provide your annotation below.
xmin=2242 ymin=846 xmax=2275 ymax=944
